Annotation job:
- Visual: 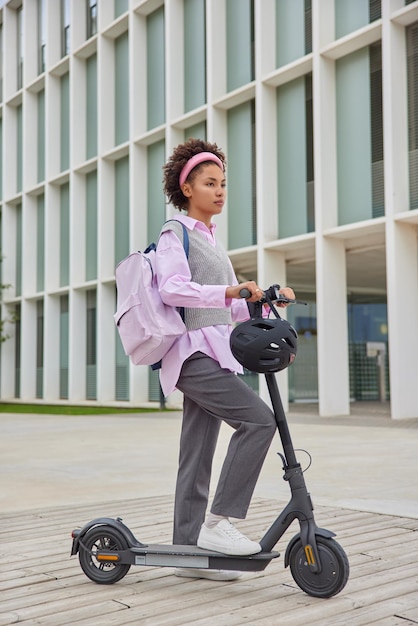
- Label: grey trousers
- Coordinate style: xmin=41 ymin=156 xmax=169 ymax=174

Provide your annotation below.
xmin=173 ymin=352 xmax=277 ymax=545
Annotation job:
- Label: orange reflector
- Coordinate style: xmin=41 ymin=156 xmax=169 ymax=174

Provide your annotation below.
xmin=96 ymin=553 xmax=120 ymax=562
xmin=304 ymin=545 xmax=315 ymax=566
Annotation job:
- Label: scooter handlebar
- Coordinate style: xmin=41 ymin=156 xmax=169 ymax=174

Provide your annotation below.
xmin=239 ymin=288 xmax=252 ymax=299
xmin=239 ymin=285 xmax=306 ymax=306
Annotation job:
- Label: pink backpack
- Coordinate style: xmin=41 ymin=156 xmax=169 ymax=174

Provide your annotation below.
xmin=114 ymin=221 xmax=189 ymax=369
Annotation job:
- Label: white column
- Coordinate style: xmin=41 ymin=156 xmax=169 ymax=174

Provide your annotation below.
xmin=130 ymin=10 xmax=146 ymax=140
xmin=68 ymin=289 xmax=86 ymax=401
xmin=45 ymin=0 xmax=62 ymax=70
xmin=43 ymin=179 xmax=61 ymax=400
xmin=206 ymin=0 xmax=227 ymax=103
xmin=19 ymin=299 xmax=36 ymax=398
xmin=97 ymin=283 xmax=116 ymax=403
xmin=22 ymin=90 xmax=37 ymax=192
xmin=313 ymin=0 xmax=350 ymax=416
xmin=206 ymin=0 xmax=228 ymax=238
xmin=261 ymin=250 xmax=290 ymax=411
xmin=43 ymin=294 xmax=60 ymax=401
xmin=71 ymin=55 xmax=87 ymax=169
xmin=383 ymin=3 xmax=418 ymax=418
xmin=2 ymin=4 xmax=18 ymax=100
xmin=316 ymin=237 xmax=350 ymax=415
xmin=19 ymin=192 xmax=37 ymax=399
xmin=165 ymin=0 xmax=184 ymax=122
xmin=386 ymin=221 xmax=418 ymax=419
xmin=0 ymin=306 xmax=17 ymax=398
xmin=130 ymin=363 xmax=151 ymax=405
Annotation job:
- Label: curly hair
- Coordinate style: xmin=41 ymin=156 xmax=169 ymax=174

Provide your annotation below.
xmin=163 ymin=138 xmax=226 ymax=211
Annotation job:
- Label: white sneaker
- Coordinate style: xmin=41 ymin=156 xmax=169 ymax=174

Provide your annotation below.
xmin=197 ymin=519 xmax=261 ymax=556
xmin=174 ymin=568 xmax=242 ymax=581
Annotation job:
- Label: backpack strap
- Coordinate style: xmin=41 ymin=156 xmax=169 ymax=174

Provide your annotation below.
xmin=150 ymin=220 xmax=190 ymax=371
xmin=162 ymin=219 xmax=189 ymax=319
xmin=163 ymin=219 xmax=189 ymax=259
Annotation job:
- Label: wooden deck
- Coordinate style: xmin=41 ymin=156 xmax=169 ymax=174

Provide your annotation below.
xmin=1 ymin=495 xmax=418 ymax=626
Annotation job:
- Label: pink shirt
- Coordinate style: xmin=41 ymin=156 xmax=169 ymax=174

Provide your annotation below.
xmin=155 ymin=214 xmax=250 ymax=396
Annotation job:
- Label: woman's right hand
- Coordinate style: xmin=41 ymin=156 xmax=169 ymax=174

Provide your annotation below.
xmin=226 ymin=281 xmax=264 ymax=303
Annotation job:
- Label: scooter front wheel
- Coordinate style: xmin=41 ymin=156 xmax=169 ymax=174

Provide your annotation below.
xmin=78 ymin=525 xmax=131 ymax=584
xmin=288 ymin=536 xmax=349 ymax=598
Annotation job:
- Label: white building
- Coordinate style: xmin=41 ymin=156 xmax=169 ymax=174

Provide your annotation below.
xmin=0 ymin=0 xmax=417 ymax=419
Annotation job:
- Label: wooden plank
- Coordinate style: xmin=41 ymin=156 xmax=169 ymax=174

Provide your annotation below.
xmin=0 ymin=497 xmax=417 ymax=626
xmin=305 ymin=593 xmax=418 ymax=626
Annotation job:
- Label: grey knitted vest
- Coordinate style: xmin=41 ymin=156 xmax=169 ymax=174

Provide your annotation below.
xmin=160 ymin=221 xmax=234 ymax=330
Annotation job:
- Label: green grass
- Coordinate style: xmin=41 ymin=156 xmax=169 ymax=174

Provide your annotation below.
xmin=0 ymin=403 xmax=163 ymax=415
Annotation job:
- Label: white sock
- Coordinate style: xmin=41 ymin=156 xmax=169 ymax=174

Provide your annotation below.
xmin=205 ymin=513 xmax=228 ymax=529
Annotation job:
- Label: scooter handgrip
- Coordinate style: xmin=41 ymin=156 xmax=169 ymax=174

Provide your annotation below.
xmin=239 ymin=288 xmax=252 ymax=299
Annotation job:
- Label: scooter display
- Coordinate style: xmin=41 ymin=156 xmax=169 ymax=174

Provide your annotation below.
xmin=71 ymin=285 xmax=350 ymax=598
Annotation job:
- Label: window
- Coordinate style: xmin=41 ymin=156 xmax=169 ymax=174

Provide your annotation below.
xmin=369 ymin=0 xmax=381 ymax=22
xmin=306 ymin=74 xmax=314 ymax=230
xmin=276 ymin=0 xmax=312 ymax=69
xmin=336 ymin=44 xmax=384 ymax=225
xmin=115 ymin=32 xmax=129 ymax=145
xmin=16 ymin=105 xmax=23 ymax=192
xmin=61 ymin=0 xmax=70 ymax=57
xmin=60 ymin=295 xmax=69 ymax=399
xmin=184 ymin=121 xmax=207 ymax=142
xmin=277 ymin=74 xmax=314 ymax=237
xmin=115 ymin=318 xmax=129 ymax=401
xmin=147 ymin=141 xmax=165 ymax=243
xmin=38 ymin=0 xmax=46 ymax=73
xmin=348 ymin=302 xmax=388 ymax=402
xmin=335 ymin=0 xmax=381 ymax=40
xmin=0 ymin=117 xmax=2 ymax=200
xmin=37 ymin=90 xmax=45 ymax=182
xmin=305 ymin=0 xmax=312 ymax=54
xmin=0 ymin=24 xmax=3 ymax=101
xmin=184 ymin=0 xmax=206 ymax=112
xmin=227 ymin=101 xmax=256 ymax=249
xmin=60 ymin=73 xmax=70 ymax=171
xmin=114 ymin=156 xmax=129 ymax=265
xmin=86 ymin=54 xmax=97 ymax=158
xmin=17 ymin=6 xmax=23 ymax=89
xmin=115 ymin=0 xmax=129 ymax=18
xmin=37 ymin=195 xmax=45 ymax=292
xmin=407 ymin=23 xmax=418 ymax=209
xmin=87 ymin=0 xmax=97 ymax=39
xmin=86 ymin=289 xmax=97 ymax=400
xmin=370 ymin=43 xmax=384 ymax=218
xmin=85 ymin=170 xmax=97 ymax=281
xmin=226 ymin=0 xmax=254 ymax=92
xmin=36 ymin=300 xmax=44 ymax=398
xmin=60 ymin=183 xmax=70 ymax=287
xmin=147 ymin=7 xmax=165 ymax=130
xmin=15 ymin=204 xmax=22 ymax=297
xmin=14 ymin=304 xmax=21 ymax=398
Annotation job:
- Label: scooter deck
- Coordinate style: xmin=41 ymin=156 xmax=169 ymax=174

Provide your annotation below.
xmin=72 ymin=520 xmax=280 ymax=573
xmin=129 ymin=543 xmax=280 ymax=572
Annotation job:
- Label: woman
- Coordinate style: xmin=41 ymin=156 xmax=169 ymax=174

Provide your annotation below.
xmin=155 ymin=138 xmax=294 ymax=580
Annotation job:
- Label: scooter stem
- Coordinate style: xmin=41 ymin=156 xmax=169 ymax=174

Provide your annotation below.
xmin=265 ymin=372 xmax=298 ymax=468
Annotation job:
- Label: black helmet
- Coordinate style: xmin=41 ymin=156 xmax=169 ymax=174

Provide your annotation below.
xmin=230 ymin=317 xmax=298 ymax=373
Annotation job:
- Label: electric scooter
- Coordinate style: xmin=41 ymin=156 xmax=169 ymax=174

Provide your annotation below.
xmin=71 ymin=286 xmax=350 ymax=598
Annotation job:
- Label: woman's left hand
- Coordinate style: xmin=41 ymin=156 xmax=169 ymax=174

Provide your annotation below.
xmin=276 ymin=286 xmax=296 ymax=308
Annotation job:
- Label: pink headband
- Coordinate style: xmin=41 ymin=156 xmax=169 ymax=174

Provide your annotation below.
xmin=179 ymin=152 xmax=224 ymax=187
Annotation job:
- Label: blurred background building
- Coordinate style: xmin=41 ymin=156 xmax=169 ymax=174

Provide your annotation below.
xmin=0 ymin=0 xmax=417 ymax=419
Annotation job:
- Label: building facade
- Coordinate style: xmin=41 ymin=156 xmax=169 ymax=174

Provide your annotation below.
xmin=0 ymin=0 xmax=417 ymax=419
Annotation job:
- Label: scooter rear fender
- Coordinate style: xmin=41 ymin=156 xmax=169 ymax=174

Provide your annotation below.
xmin=284 ymin=527 xmax=335 ymax=568
xmin=71 ymin=517 xmax=145 ymax=556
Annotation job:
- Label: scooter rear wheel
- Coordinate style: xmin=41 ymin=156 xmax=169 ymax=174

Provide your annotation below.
xmin=78 ymin=525 xmax=131 ymax=584
xmin=288 ymin=536 xmax=349 ymax=598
